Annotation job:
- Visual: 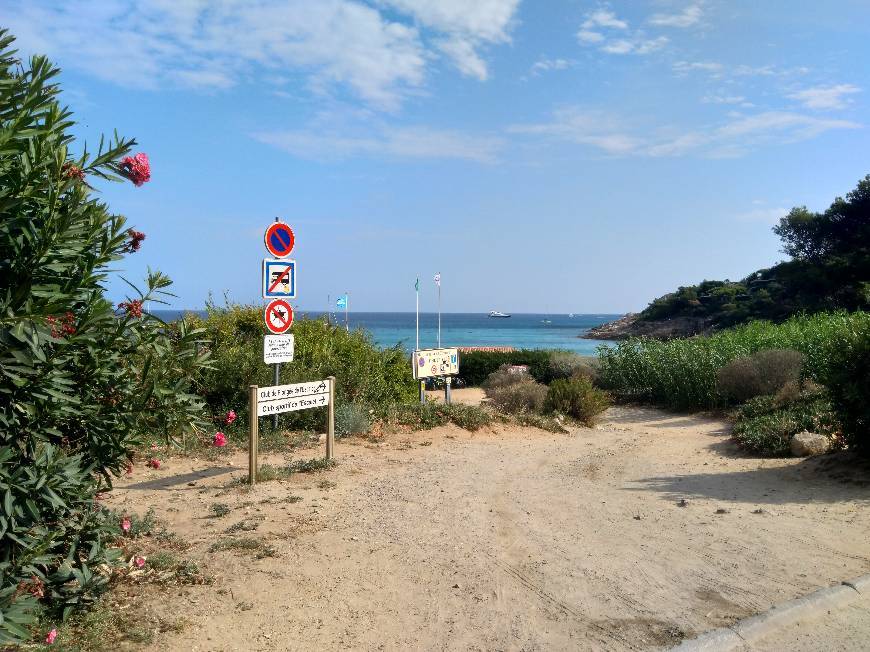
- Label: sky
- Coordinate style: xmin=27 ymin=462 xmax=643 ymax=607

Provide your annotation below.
xmin=3 ymin=0 xmax=869 ymax=313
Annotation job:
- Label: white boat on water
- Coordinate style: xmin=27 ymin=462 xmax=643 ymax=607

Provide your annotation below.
xmin=488 ymin=311 xmax=511 ymax=318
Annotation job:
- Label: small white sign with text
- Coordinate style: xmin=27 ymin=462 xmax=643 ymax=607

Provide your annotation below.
xmin=263 ymin=334 xmax=295 ymax=364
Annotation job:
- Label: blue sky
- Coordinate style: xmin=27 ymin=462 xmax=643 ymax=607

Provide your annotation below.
xmin=4 ymin=1 xmax=869 ymax=313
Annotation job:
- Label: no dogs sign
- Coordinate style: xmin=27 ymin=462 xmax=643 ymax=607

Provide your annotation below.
xmin=264 ymin=299 xmax=294 ymax=334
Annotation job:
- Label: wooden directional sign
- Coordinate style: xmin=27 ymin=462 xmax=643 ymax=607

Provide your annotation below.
xmin=413 ymin=348 xmax=459 ymax=380
xmin=256 ymin=379 xmax=331 ymax=416
xmin=263 ymin=259 xmax=297 ymax=299
xmin=265 ymin=221 xmax=295 ymax=258
xmin=264 ymin=299 xmax=293 ymax=334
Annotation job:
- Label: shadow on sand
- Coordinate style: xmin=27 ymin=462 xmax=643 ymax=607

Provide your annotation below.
xmin=629 ymin=453 xmax=870 ymax=505
xmin=121 ymin=466 xmax=239 ymax=491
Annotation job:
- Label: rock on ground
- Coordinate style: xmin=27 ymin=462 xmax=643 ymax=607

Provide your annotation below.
xmin=791 ymin=431 xmax=830 ymax=457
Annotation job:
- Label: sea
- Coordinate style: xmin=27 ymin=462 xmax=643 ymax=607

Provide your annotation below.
xmin=152 ymin=311 xmax=619 ymax=355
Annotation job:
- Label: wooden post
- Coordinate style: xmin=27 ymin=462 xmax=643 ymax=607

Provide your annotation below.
xmin=271 ymin=362 xmax=280 ymax=430
xmin=248 ymin=384 xmax=258 ymax=485
xmin=326 ymin=376 xmax=335 ymax=460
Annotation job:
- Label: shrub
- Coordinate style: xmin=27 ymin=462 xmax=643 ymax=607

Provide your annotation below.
xmin=377 ymin=403 xmax=493 ymax=432
xmin=335 ymin=403 xmax=372 ymax=437
xmin=716 ymin=349 xmax=804 ymax=403
xmin=456 ymin=349 xmax=554 ymax=386
xmin=732 ymin=391 xmax=840 ymax=456
xmin=187 ymin=303 xmax=416 ymax=432
xmin=597 ymin=311 xmax=870 ymax=410
xmin=0 ymin=32 xmax=207 ymax=642
xmin=486 ymin=379 xmax=548 ymax=414
xmin=548 ymin=352 xmax=599 ymax=383
xmin=482 ymin=364 xmax=531 ymax=390
xmin=546 ymin=376 xmax=611 ymax=425
xmin=822 ymin=323 xmax=870 ymax=454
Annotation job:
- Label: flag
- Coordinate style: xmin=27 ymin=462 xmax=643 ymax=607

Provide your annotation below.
xmin=434 ymin=272 xmax=441 ymax=287
xmin=415 ymin=278 xmax=419 ymax=292
xmin=336 ymin=295 xmax=347 ymax=309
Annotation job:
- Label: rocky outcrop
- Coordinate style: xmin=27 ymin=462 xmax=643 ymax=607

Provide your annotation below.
xmin=581 ymin=313 xmax=715 ymax=341
xmin=790 ymin=431 xmax=830 ymax=457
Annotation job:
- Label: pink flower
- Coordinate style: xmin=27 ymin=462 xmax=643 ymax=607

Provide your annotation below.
xmin=45 ymin=629 xmax=57 ymax=645
xmin=134 ymin=556 xmax=146 ymax=569
xmin=224 ymin=410 xmax=237 ymax=425
xmin=150 ymin=442 xmax=158 ymax=450
xmin=213 ymin=432 xmax=227 ymax=447
xmin=146 ymin=458 xmax=160 ymax=469
xmin=121 ymin=517 xmax=131 ymax=533
xmin=119 ymin=152 xmax=151 ymax=187
xmin=125 ymin=229 xmax=146 ymax=253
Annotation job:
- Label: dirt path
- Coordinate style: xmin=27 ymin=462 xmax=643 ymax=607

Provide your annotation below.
xmin=107 ymin=406 xmax=870 ymax=651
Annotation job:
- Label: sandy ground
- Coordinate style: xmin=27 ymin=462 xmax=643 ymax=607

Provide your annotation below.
xmin=106 ymin=398 xmax=870 ymax=651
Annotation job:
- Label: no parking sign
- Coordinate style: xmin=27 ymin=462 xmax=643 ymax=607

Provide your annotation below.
xmin=265 ymin=221 xmax=295 ymax=258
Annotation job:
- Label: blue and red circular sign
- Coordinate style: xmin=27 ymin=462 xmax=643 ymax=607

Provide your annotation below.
xmin=265 ymin=221 xmax=295 ymax=258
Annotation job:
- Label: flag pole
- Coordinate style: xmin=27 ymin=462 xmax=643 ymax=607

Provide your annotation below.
xmin=437 ymin=274 xmax=441 ymax=349
xmin=415 ymin=279 xmax=419 ymax=352
xmin=345 ymin=291 xmax=349 ymax=332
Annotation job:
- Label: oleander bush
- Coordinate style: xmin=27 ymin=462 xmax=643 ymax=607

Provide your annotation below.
xmin=545 ymin=376 xmax=611 ymax=426
xmin=716 ymin=349 xmax=804 ymax=404
xmin=0 ymin=32 xmax=208 ymax=643
xmin=485 ymin=379 xmax=548 ymax=414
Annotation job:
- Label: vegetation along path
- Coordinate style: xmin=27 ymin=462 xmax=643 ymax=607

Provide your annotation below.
xmin=107 ymin=404 xmax=870 ymax=651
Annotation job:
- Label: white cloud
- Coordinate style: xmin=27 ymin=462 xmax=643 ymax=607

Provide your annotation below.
xmin=649 ymin=5 xmax=703 ymax=28
xmin=582 ymin=9 xmax=629 ymax=30
xmin=252 ymin=126 xmax=504 ymax=163
xmin=702 ymin=93 xmax=751 ymax=106
xmin=509 ymin=107 xmax=860 ymax=158
xmin=380 ymin=0 xmax=520 ymax=80
xmin=530 ymin=58 xmax=573 ymax=75
xmin=788 ymin=84 xmax=861 ymax=110
xmin=2 ymin=0 xmax=520 ymax=109
xmin=578 ymin=7 xmax=667 ymax=56
xmin=734 ymin=206 xmax=789 ymax=223
xmin=508 ymin=108 xmax=641 ymax=155
xmin=577 ymin=30 xmax=606 ymax=44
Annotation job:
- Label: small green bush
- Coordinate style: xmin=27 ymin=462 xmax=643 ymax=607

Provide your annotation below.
xmin=822 ymin=323 xmax=870 ymax=454
xmin=732 ymin=390 xmax=839 ymax=456
xmin=378 ymin=403 xmax=492 ymax=432
xmin=546 ymin=376 xmax=611 ymax=425
xmin=486 ymin=380 xmax=548 ymax=414
xmin=716 ymin=349 xmax=804 ymax=403
xmin=335 ymin=403 xmax=372 ymax=437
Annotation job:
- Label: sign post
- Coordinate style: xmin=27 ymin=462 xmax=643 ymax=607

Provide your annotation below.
xmin=413 ymin=347 xmax=459 ymax=406
xmin=248 ymin=378 xmax=336 ymax=484
xmin=248 ymin=384 xmax=258 ymax=485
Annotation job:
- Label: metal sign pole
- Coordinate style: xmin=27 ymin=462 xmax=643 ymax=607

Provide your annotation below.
xmin=445 ymin=376 xmax=452 ymax=405
xmin=420 ymin=380 xmax=426 ymax=405
xmin=326 ymin=376 xmax=335 ymax=460
xmin=249 ymin=384 xmax=259 ymax=485
xmin=271 ymin=363 xmax=280 ymax=429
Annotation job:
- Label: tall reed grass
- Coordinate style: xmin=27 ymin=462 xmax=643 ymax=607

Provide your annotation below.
xmin=597 ymin=311 xmax=870 ymax=411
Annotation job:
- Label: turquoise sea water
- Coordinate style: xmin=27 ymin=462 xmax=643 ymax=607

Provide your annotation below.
xmin=154 ymin=311 xmax=619 ymax=355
